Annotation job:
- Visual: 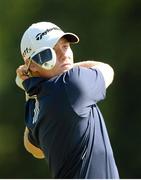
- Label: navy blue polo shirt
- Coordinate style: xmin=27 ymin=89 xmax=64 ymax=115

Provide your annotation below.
xmin=23 ymin=66 xmax=119 ymax=179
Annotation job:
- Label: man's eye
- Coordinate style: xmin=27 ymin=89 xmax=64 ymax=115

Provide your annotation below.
xmin=63 ymin=45 xmax=69 ymax=49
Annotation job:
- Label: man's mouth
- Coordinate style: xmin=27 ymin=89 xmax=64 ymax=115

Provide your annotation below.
xmin=61 ymin=63 xmax=72 ymax=68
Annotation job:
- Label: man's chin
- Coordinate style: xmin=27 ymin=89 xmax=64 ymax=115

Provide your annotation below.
xmin=63 ymin=65 xmax=73 ymax=71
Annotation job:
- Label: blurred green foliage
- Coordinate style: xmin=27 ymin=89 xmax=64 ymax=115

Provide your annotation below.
xmin=0 ymin=0 xmax=141 ymax=178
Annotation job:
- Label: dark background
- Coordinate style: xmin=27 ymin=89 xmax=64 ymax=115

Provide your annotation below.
xmin=0 ymin=0 xmax=141 ymax=178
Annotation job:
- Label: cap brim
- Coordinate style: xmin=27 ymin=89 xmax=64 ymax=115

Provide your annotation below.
xmin=62 ymin=33 xmax=79 ymax=44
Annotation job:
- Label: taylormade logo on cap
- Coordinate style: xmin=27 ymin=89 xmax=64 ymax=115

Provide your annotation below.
xmin=35 ymin=27 xmax=61 ymax=40
xmin=20 ymin=22 xmax=79 ymax=60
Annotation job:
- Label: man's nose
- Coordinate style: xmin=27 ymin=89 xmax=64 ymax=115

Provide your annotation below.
xmin=60 ymin=47 xmax=66 ymax=55
xmin=59 ymin=48 xmax=67 ymax=60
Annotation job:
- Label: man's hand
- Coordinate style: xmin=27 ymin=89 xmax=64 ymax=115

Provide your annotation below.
xmin=16 ymin=64 xmax=30 ymax=81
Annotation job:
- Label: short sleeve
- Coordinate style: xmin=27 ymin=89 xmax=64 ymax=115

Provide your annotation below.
xmin=64 ymin=66 xmax=106 ymax=116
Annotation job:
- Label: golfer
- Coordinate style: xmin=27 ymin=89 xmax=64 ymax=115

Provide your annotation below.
xmin=16 ymin=21 xmax=119 ymax=178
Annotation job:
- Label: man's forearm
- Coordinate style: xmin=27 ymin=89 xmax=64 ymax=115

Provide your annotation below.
xmin=73 ymin=60 xmax=106 ymax=68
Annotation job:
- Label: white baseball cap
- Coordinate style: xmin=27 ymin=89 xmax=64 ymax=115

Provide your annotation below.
xmin=20 ymin=22 xmax=79 ymax=60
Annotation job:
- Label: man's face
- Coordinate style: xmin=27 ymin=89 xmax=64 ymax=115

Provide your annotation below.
xmin=53 ymin=37 xmax=74 ymax=72
xmin=25 ymin=37 xmax=74 ymax=78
